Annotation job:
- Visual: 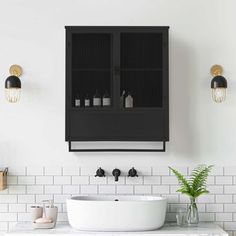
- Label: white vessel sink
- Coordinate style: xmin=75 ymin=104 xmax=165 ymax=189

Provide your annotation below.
xmin=67 ymin=195 xmax=167 ymax=231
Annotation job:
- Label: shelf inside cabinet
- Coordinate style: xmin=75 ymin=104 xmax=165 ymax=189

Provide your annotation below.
xmin=72 ymin=68 xmax=111 ymax=72
xmin=70 ymin=107 xmax=113 ymax=112
xmin=120 ymin=68 xmax=162 ymax=71
xmin=120 ymin=107 xmax=164 ymax=112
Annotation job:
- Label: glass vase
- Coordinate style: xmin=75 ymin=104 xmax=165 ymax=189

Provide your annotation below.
xmin=186 ymin=197 xmax=199 ymax=226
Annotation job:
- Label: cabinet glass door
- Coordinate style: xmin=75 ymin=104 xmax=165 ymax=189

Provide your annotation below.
xmin=120 ymin=33 xmax=163 ymax=108
xmin=71 ymin=33 xmax=112 ymax=108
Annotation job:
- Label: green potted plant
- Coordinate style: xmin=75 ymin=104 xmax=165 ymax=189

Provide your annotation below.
xmin=169 ymin=165 xmax=213 ymax=226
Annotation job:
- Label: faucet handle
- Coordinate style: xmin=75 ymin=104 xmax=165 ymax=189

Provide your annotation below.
xmin=128 ymin=167 xmax=138 ymax=177
xmin=95 ymin=167 xmax=105 ymax=177
xmin=112 ymin=168 xmax=121 ymax=182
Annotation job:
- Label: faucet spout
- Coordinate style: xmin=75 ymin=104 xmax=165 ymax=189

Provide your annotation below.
xmin=112 ymin=168 xmax=121 ymax=182
xmin=115 ymin=174 xmax=119 ymax=182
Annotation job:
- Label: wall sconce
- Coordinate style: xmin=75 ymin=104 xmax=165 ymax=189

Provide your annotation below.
xmin=210 ymin=64 xmax=227 ymax=103
xmin=5 ymin=65 xmax=22 ymax=103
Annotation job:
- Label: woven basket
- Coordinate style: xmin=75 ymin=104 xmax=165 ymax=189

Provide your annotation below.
xmin=0 ymin=168 xmax=8 ymax=191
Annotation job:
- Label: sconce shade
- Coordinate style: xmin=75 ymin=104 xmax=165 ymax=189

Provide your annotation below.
xmin=5 ymin=75 xmax=21 ymax=89
xmin=5 ymin=75 xmax=21 ymax=103
xmin=211 ymin=75 xmax=227 ymax=89
xmin=211 ymin=75 xmax=227 ymax=103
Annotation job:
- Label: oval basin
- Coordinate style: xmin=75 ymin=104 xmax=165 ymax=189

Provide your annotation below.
xmin=67 ymin=195 xmax=167 ymax=231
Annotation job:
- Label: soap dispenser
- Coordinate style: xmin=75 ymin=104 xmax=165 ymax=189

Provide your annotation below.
xmin=45 ymin=200 xmax=58 ymax=227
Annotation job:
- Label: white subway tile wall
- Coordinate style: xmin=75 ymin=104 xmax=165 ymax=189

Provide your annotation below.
xmin=0 ymin=166 xmax=235 ymax=235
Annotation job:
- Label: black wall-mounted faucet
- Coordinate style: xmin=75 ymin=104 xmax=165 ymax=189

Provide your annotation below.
xmin=95 ymin=167 xmax=105 ymax=177
xmin=112 ymin=168 xmax=121 ymax=182
xmin=128 ymin=167 xmax=138 ymax=177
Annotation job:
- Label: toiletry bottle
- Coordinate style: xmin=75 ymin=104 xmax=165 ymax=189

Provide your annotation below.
xmin=125 ymin=92 xmax=133 ymax=108
xmin=120 ymin=90 xmax=125 ymax=108
xmin=84 ymin=94 xmax=90 ymax=107
xmin=93 ymin=90 xmax=101 ymax=106
xmin=75 ymin=93 xmax=80 ymax=107
xmin=44 ymin=200 xmax=58 ymax=227
xmin=31 ymin=206 xmax=43 ymax=223
xmin=102 ymin=91 xmax=111 ymax=106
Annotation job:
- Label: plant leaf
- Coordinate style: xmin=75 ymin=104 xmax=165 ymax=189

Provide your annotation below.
xmin=190 ymin=165 xmax=213 ymax=194
xmin=169 ymin=167 xmax=191 ymax=193
xmin=194 ymin=190 xmax=209 ymax=198
xmin=169 ymin=165 xmax=213 ymax=199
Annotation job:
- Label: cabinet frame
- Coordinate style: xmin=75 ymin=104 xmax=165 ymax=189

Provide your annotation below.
xmin=65 ymin=26 xmax=169 ymax=152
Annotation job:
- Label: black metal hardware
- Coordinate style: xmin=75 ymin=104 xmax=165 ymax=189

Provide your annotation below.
xmin=112 ymin=168 xmax=121 ymax=182
xmin=68 ymin=141 xmax=166 ymax=152
xmin=128 ymin=167 xmax=138 ymax=177
xmin=95 ymin=167 xmax=105 ymax=177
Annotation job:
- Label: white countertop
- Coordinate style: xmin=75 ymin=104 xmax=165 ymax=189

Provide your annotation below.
xmin=5 ymin=223 xmax=228 ymax=236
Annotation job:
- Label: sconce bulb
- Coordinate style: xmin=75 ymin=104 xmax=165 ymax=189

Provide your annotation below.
xmin=5 ymin=74 xmax=21 ymax=103
xmin=5 ymin=88 xmax=21 ymax=103
xmin=212 ymin=88 xmax=226 ymax=103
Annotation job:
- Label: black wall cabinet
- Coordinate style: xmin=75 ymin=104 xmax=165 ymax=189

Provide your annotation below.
xmin=65 ymin=26 xmax=169 ymax=152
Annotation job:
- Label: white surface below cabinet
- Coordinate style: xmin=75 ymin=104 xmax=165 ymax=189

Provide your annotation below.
xmin=4 ymin=223 xmax=228 ymax=236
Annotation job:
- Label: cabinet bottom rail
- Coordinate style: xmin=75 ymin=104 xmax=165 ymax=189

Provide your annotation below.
xmin=68 ymin=141 xmax=166 ymax=152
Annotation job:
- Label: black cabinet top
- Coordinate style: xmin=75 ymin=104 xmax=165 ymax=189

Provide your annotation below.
xmin=65 ymin=26 xmax=169 ymax=31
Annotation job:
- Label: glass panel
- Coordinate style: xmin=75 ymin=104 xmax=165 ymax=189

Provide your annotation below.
xmin=72 ymin=33 xmax=111 ymax=69
xmin=120 ymin=71 xmax=163 ymax=108
xmin=71 ymin=33 xmax=112 ymax=108
xmin=120 ymin=33 xmax=163 ymax=108
xmin=121 ymin=33 xmax=162 ymax=69
xmin=72 ymin=70 xmax=111 ymax=108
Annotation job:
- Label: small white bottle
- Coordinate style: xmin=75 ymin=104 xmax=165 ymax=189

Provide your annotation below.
xmin=125 ymin=93 xmax=133 ymax=108
xmin=84 ymin=94 xmax=90 ymax=107
xmin=45 ymin=200 xmax=58 ymax=227
xmin=93 ymin=90 xmax=101 ymax=106
xmin=102 ymin=91 xmax=111 ymax=106
xmin=75 ymin=94 xmax=80 ymax=107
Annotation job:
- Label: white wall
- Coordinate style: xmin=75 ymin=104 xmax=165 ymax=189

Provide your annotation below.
xmin=0 ymin=0 xmax=236 ymax=167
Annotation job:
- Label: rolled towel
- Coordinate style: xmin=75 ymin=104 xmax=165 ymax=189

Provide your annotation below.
xmin=34 ymin=217 xmax=52 ymax=223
